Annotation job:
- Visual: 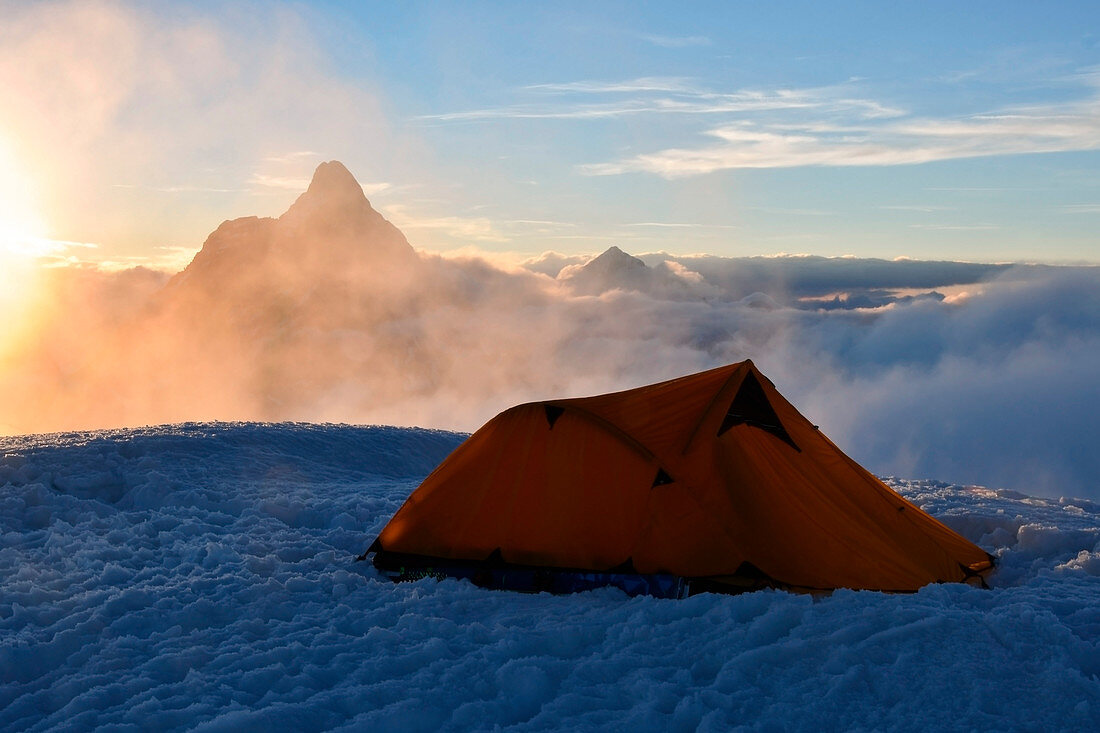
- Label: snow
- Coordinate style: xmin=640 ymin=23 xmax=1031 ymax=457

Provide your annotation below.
xmin=2 ymin=423 xmax=1099 ymax=731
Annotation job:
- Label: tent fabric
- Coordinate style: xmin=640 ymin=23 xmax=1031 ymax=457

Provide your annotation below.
xmin=370 ymin=361 xmax=994 ymax=593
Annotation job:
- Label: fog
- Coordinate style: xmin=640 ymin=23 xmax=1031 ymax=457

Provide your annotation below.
xmin=2 ymin=162 xmax=1097 ymax=500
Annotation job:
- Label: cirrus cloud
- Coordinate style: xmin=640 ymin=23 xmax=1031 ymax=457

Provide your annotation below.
xmin=582 ymin=78 xmax=1100 ymax=176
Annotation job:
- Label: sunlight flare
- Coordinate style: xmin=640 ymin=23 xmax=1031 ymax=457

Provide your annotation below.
xmin=0 ymin=136 xmax=50 ymax=358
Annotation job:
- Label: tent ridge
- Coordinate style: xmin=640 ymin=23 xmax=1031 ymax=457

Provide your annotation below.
xmin=541 ymin=401 xmax=664 ymax=467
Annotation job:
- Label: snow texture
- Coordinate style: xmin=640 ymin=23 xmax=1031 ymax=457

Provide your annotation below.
xmin=2 ymin=423 xmax=1099 ymax=731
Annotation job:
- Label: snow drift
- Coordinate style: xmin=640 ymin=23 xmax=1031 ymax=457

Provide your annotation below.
xmin=2 ymin=423 xmax=1098 ymax=731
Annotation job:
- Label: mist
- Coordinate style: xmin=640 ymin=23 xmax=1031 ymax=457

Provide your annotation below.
xmin=2 ymin=162 xmax=1097 ymax=500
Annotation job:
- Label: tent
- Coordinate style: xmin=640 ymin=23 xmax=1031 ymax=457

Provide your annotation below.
xmin=365 ymin=361 xmax=994 ymax=596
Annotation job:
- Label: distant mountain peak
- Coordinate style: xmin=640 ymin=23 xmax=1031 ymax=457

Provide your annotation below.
xmin=304 ymin=160 xmax=366 ymax=202
xmin=277 ymin=159 xmax=386 ymax=230
xmin=167 ymin=160 xmax=416 ymax=301
xmin=558 ymin=245 xmax=651 ymax=295
xmin=585 ymin=246 xmax=647 ymax=273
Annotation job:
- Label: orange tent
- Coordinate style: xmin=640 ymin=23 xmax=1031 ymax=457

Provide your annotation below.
xmin=366 ymin=361 xmax=993 ymax=595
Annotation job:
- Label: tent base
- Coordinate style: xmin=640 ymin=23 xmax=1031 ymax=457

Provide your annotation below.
xmin=368 ymin=551 xmax=776 ymax=599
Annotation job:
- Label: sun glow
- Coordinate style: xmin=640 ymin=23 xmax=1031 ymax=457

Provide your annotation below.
xmin=0 ymin=138 xmax=51 ymax=359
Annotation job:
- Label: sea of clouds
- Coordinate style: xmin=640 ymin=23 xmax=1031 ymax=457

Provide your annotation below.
xmin=7 ymin=244 xmax=1097 ymax=499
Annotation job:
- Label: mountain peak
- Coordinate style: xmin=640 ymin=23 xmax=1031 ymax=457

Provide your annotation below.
xmin=280 ymin=160 xmax=380 ymax=229
xmin=586 ymin=245 xmax=647 ymax=272
xmin=559 ymin=245 xmax=651 ymax=295
xmin=171 ymin=160 xmax=417 ymax=299
xmin=305 ymin=160 xmax=365 ymax=201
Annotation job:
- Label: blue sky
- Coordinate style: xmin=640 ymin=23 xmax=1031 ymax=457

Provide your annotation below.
xmin=1 ymin=0 xmax=1098 ymax=267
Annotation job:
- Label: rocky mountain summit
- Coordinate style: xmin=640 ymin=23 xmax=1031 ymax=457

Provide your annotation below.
xmin=165 ymin=162 xmax=417 ymax=312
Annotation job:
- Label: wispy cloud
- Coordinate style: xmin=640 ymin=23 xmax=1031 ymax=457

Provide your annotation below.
xmin=262 ymin=151 xmax=320 ymax=164
xmin=749 ymin=207 xmax=836 ymax=217
xmin=113 ymin=184 xmax=243 ymax=194
xmin=384 ymin=205 xmax=510 ymax=243
xmin=249 ymin=174 xmax=313 ymax=190
xmin=2 ymin=235 xmax=98 ymax=259
xmin=924 ymin=187 xmax=1045 ymax=192
xmin=500 ymin=219 xmax=579 ymax=235
xmin=248 ymin=173 xmax=392 ymax=198
xmin=523 ymin=77 xmax=699 ymax=94
xmin=360 ymin=182 xmax=393 ymax=197
xmin=628 ymin=221 xmax=739 ymax=229
xmin=880 ymin=205 xmax=957 ymax=212
xmin=1060 ymin=204 xmax=1100 ymax=214
xmin=86 ymin=246 xmax=199 ymax=273
xmin=416 ymin=79 xmax=903 ymax=123
xmin=420 ymin=69 xmax=1100 ymax=178
xmin=637 ymin=33 xmax=712 ymax=48
xmin=909 ymin=224 xmax=1000 ymax=231
xmin=582 ymin=92 xmax=1100 ymax=176
xmin=376 ymin=207 xmax=590 ymax=247
xmin=506 ymin=219 xmax=576 ymax=227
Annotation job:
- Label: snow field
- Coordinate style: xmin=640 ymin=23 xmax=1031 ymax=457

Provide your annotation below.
xmin=1 ymin=423 xmax=1099 ymax=731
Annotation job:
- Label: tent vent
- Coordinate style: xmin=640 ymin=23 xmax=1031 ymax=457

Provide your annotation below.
xmin=544 ymin=404 xmax=565 ymax=429
xmin=717 ymin=371 xmax=799 ymax=451
xmin=609 ymin=557 xmax=636 ymax=573
xmin=733 ymin=560 xmax=772 ymax=581
xmin=652 ymin=468 xmax=675 ymax=487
